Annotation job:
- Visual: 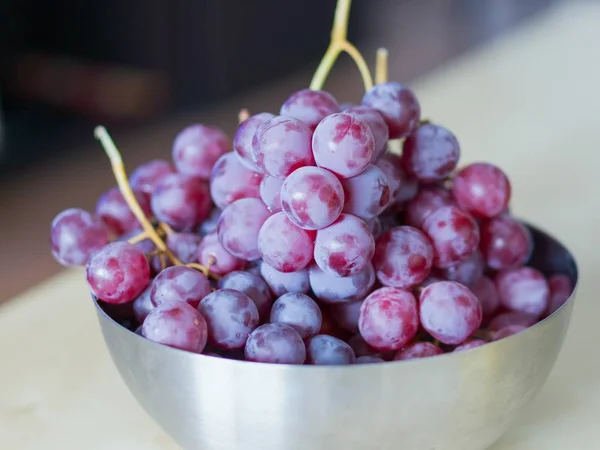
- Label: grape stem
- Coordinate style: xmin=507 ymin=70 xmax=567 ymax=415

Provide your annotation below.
xmin=309 ymin=0 xmax=373 ymax=92
xmin=127 ymin=230 xmax=149 ymax=245
xmin=375 ymin=48 xmax=388 ymax=84
xmin=238 ymin=108 xmax=250 ymax=123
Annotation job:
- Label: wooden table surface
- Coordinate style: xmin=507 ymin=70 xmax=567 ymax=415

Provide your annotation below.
xmin=2 ymin=2 xmax=599 ymax=449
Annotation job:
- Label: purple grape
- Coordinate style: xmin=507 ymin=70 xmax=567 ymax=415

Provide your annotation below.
xmin=258 ymin=212 xmax=314 ymax=272
xmin=329 ymin=300 xmax=363 ymax=333
xmin=218 ymin=270 xmax=273 ymax=319
xmin=260 ymin=261 xmax=310 ymax=297
xmin=260 ymin=176 xmax=284 ymax=212
xmin=96 ymin=187 xmax=151 ymax=236
xmin=51 ymin=208 xmax=109 ymax=266
xmin=133 ymin=286 xmax=154 ymax=324
xmin=312 ymin=113 xmax=375 ymax=178
xmin=270 ymin=293 xmax=322 ymax=339
xmin=198 ymin=289 xmax=259 ymax=350
xmin=356 ymin=355 xmax=385 ymax=364
xmin=341 ymin=164 xmax=391 ymax=220
xmin=233 ymin=112 xmax=275 ymax=171
xmin=166 ymin=232 xmax=201 ymax=264
xmin=374 ymin=156 xmax=403 ymax=206
xmin=86 ymin=242 xmax=150 ymax=304
xmin=150 ymin=266 xmax=211 ymax=308
xmin=198 ymin=208 xmax=221 ymax=235
xmin=217 ymin=198 xmax=271 ymax=261
xmin=280 ymin=89 xmax=340 ymax=130
xmin=345 ymin=106 xmax=389 ymax=160
xmin=129 ymin=159 xmax=175 ymax=196
xmin=197 ymin=232 xmax=246 ymax=276
xmin=245 ymin=323 xmax=306 ymax=364
xmin=142 ymin=301 xmax=208 ymax=353
xmin=440 ymin=250 xmax=484 ymax=287
xmin=209 ymin=152 xmax=263 ymax=210
xmin=252 ymin=116 xmax=314 ymax=178
xmin=309 ymin=263 xmax=375 ymax=304
xmin=306 ymin=334 xmax=356 ymax=365
xmin=172 ymin=124 xmax=231 ymax=179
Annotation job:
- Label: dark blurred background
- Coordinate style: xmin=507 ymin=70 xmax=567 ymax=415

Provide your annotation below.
xmin=0 ymin=0 xmax=561 ymax=301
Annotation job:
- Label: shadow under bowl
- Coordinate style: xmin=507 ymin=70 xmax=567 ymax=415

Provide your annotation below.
xmin=94 ymin=223 xmax=578 ymax=450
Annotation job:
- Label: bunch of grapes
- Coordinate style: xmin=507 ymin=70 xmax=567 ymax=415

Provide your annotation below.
xmin=50 ymin=83 xmax=573 ymax=365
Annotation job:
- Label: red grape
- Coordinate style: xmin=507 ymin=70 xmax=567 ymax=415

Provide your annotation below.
xmin=309 ymin=263 xmax=375 ymax=304
xmin=405 ymin=186 xmax=455 ymax=229
xmin=119 ymin=229 xmax=164 ymax=274
xmin=341 ymin=164 xmax=391 ymax=220
xmin=270 ymin=293 xmax=322 ymax=339
xmin=373 ymin=226 xmax=433 ymax=289
xmin=402 ymin=123 xmax=460 ymax=183
xmin=453 ymin=339 xmax=486 ymax=352
xmin=314 ymin=214 xmax=375 ymax=277
xmin=198 ymin=208 xmax=221 ymax=235
xmin=259 ymin=176 xmax=284 ymax=213
xmin=306 ymin=334 xmax=356 ymax=365
xmin=133 ymin=286 xmax=153 ymax=324
xmin=281 ymin=166 xmax=345 ymax=229
xmin=150 ymin=266 xmax=211 ymax=308
xmin=151 ymin=174 xmax=211 ymax=231
xmin=356 ymin=355 xmax=385 ymax=364
xmin=209 ymin=152 xmax=263 ymax=209
xmin=452 ymin=163 xmax=511 ymax=218
xmin=487 ymin=311 xmax=538 ymax=332
xmin=359 ymin=287 xmax=419 ymax=351
xmin=345 ymin=105 xmax=389 ymax=159
xmin=470 ymin=275 xmax=500 ymax=321
xmin=280 ymin=89 xmax=340 ymax=130
xmin=495 ymin=267 xmax=549 ymax=317
xmin=86 ymin=241 xmax=150 ymax=304
xmin=419 ymin=281 xmax=482 ymax=345
xmin=217 ymin=270 xmax=273 ymax=319
xmin=51 ymin=208 xmax=109 ymax=266
xmin=361 ymin=82 xmax=420 ymax=139
xmin=329 ymin=300 xmax=363 ymax=333
xmin=374 ymin=156 xmax=403 ymax=206
xmin=393 ymin=341 xmax=443 ymax=360
xmin=480 ymin=214 xmax=532 ymax=270
xmin=260 ymin=261 xmax=310 ymax=297
xmin=422 ymin=205 xmax=480 ymax=268
xmin=198 ymin=232 xmax=246 ymax=276
xmin=492 ymin=325 xmax=527 ymax=341
xmin=198 ymin=288 xmax=259 ymax=350
xmin=379 ymin=152 xmax=420 ymax=204
xmin=233 ymin=112 xmax=275 ymax=171
xmin=312 ymin=112 xmax=375 ymax=178
xmin=165 ymin=232 xmax=201 ymax=264
xmin=96 ymin=187 xmax=151 ymax=236
xmin=129 ymin=159 xmax=175 ymax=196
xmin=252 ymin=116 xmax=314 ymax=178
xmin=217 ymin=198 xmax=271 ymax=261
xmin=440 ymin=250 xmax=484 ymax=287
xmin=545 ymin=274 xmax=573 ymax=317
xmin=142 ymin=301 xmax=208 ymax=353
xmin=172 ymin=124 xmax=231 ymax=179
xmin=258 ymin=212 xmax=314 ymax=272
xmin=245 ymin=323 xmax=306 ymax=364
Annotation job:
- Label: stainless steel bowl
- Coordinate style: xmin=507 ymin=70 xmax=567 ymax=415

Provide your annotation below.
xmin=94 ymin=224 xmax=578 ymax=450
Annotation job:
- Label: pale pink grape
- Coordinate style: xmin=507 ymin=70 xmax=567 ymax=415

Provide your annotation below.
xmin=452 ymin=163 xmax=511 ymax=218
xmin=270 ymin=293 xmax=322 ymax=339
xmin=198 ymin=289 xmax=259 ymax=350
xmin=374 ymin=156 xmax=403 ymax=206
xmin=405 ymin=186 xmax=455 ymax=229
xmin=495 ymin=267 xmax=549 ymax=317
xmin=309 ymin=263 xmax=375 ymax=304
xmin=280 ymin=89 xmax=340 ymax=130
xmin=312 ymin=113 xmax=375 ymax=178
xmin=314 ymin=214 xmax=375 ymax=277
xmin=341 ymin=164 xmax=391 ymax=220
xmin=217 ymin=198 xmax=271 ymax=261
xmin=361 ymin=82 xmax=420 ymax=139
xmin=209 ymin=152 xmax=263 ymax=209
xmin=373 ymin=226 xmax=433 ymax=289
xmin=258 ymin=212 xmax=314 ymax=272
xmin=166 ymin=232 xmax=201 ymax=264
xmin=218 ymin=270 xmax=273 ymax=319
xmin=245 ymin=323 xmax=306 ymax=364
xmin=260 ymin=262 xmax=310 ymax=297
xmin=545 ymin=274 xmax=573 ymax=317
xmin=393 ymin=342 xmax=443 ymax=360
xmin=150 ymin=266 xmax=211 ymax=308
xmin=359 ymin=287 xmax=419 ymax=351
xmin=306 ymin=334 xmax=356 ymax=365
xmin=173 ymin=124 xmax=231 ymax=179
xmin=233 ymin=112 xmax=275 ymax=171
xmin=198 ymin=232 xmax=246 ymax=276
xmin=422 ymin=205 xmax=480 ymax=268
xmin=142 ymin=301 xmax=208 ymax=353
xmin=252 ymin=116 xmax=314 ymax=178
xmin=345 ymin=105 xmax=389 ymax=159
xmin=419 ymin=281 xmax=482 ymax=345
xmin=402 ymin=123 xmax=460 ymax=183
xmin=260 ymin=176 xmax=284 ymax=212
xmin=281 ymin=166 xmax=344 ymax=230
xmin=480 ymin=214 xmax=532 ymax=270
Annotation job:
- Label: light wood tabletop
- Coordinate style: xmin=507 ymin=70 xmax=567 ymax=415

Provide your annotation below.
xmin=1 ymin=2 xmax=599 ymax=448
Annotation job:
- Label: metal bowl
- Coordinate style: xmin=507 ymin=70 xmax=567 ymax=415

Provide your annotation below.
xmin=94 ymin=224 xmax=577 ymax=450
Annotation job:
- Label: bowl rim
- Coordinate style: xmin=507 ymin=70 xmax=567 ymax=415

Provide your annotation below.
xmin=93 ymin=220 xmax=579 ymax=370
